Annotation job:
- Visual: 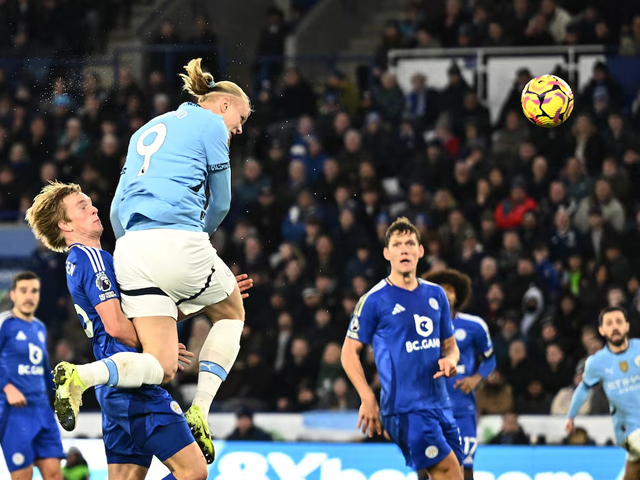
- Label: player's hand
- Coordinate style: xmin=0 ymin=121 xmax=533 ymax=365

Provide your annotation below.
xmin=177 ymin=343 xmax=195 ymax=371
xmin=565 ymin=418 xmax=575 ymax=435
xmin=434 ymin=358 xmax=457 ymax=379
xmin=236 ymin=274 xmax=254 ymax=299
xmin=454 ymin=374 xmax=482 ymax=394
xmin=358 ymin=394 xmax=382 ymax=438
xmin=4 ymin=384 xmax=27 ymax=407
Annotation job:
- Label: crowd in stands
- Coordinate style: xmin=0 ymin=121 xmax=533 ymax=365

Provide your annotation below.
xmin=2 ymin=1 xmax=640 ymax=447
xmin=0 ymin=0 xmax=137 ymax=56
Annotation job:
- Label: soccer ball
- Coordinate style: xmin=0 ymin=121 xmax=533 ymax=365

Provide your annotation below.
xmin=521 ymin=74 xmax=574 ymax=128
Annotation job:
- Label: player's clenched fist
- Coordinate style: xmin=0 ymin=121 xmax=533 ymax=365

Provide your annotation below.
xmin=358 ymin=394 xmax=382 ymax=438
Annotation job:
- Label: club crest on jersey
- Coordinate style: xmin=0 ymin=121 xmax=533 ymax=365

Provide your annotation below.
xmin=170 ymin=401 xmax=183 ymax=415
xmin=455 ymin=328 xmax=467 ymax=341
xmin=425 ymin=446 xmax=439 ymax=459
xmin=429 ymin=298 xmax=439 ymax=310
xmin=620 ymin=361 xmax=629 ymax=373
xmin=95 ymin=272 xmax=112 ymax=292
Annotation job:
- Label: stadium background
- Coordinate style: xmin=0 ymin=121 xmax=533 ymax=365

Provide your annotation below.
xmin=2 ymin=0 xmax=640 ymax=477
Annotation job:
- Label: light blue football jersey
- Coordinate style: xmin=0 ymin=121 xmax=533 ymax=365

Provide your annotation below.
xmin=110 ymin=102 xmax=231 ymax=238
xmin=346 ymin=278 xmax=455 ymax=415
xmin=582 ymin=339 xmax=640 ymax=444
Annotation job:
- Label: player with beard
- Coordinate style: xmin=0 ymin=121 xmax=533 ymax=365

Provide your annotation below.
xmin=567 ymin=306 xmax=640 ymax=480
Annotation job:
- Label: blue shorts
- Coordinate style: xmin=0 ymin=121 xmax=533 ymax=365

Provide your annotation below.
xmin=97 ymin=385 xmax=194 ymax=468
xmin=454 ymin=413 xmax=477 ymax=468
xmin=382 ymin=408 xmax=463 ymax=471
xmin=0 ymin=402 xmax=65 ymax=472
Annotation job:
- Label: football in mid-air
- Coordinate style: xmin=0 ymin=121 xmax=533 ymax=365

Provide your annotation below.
xmin=521 ymin=74 xmax=574 ymax=128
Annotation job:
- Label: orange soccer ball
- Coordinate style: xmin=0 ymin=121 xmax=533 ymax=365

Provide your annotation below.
xmin=521 ymin=74 xmax=574 ymax=128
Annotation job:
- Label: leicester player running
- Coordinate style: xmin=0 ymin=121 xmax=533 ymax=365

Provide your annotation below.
xmin=25 ymin=182 xmax=209 ymax=480
xmin=423 ymin=269 xmax=496 ymax=480
xmin=342 ymin=217 xmax=464 ymax=480
xmin=567 ymin=306 xmax=640 ymax=480
xmin=0 ymin=271 xmax=64 ymax=480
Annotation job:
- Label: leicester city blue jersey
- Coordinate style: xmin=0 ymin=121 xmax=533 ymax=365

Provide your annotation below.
xmin=115 ymin=102 xmax=231 ymax=234
xmin=582 ymin=338 xmax=640 ymax=445
xmin=446 ymin=312 xmax=494 ymax=417
xmin=0 ymin=310 xmax=53 ymax=405
xmin=347 ymin=278 xmax=455 ymax=415
xmin=65 ymin=244 xmax=136 ymax=361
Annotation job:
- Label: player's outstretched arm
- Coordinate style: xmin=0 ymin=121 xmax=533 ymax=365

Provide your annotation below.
xmin=566 ymin=381 xmax=590 ymax=433
xmin=341 ymin=337 xmax=381 ymax=437
xmin=95 ymin=299 xmax=141 ymax=348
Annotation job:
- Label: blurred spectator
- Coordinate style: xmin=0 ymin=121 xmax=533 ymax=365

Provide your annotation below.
xmin=516 ymin=378 xmax=553 ymax=414
xmin=562 ymin=427 xmax=596 ymax=445
xmin=226 ymin=407 xmax=273 ymax=441
xmin=62 ymin=447 xmax=90 ymax=480
xmin=489 ymin=413 xmax=530 ymax=445
xmin=495 ymin=177 xmax=537 ymax=230
xmin=476 ymin=370 xmax=514 ymax=414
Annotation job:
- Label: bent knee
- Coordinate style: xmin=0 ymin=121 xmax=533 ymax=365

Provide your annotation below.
xmin=177 ymin=463 xmax=208 ymax=480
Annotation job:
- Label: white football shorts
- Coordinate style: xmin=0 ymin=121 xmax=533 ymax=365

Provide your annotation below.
xmin=114 ymin=229 xmax=236 ymax=318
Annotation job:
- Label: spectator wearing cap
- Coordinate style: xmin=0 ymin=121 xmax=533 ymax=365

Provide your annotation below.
xmin=226 ymin=407 xmax=274 ymax=441
xmin=581 ymin=61 xmax=623 ymax=111
xmin=62 ymin=447 xmax=90 ymax=480
xmin=440 ymin=63 xmax=471 ymax=114
xmin=494 ymin=176 xmax=537 ymax=230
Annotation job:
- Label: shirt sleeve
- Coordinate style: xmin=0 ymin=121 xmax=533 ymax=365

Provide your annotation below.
xmin=0 ymin=322 xmax=9 ymax=390
xmin=474 ymin=320 xmax=497 ymax=378
xmin=346 ymin=293 xmax=379 ymax=345
xmin=110 ymin=176 xmax=126 ymax=240
xmin=75 ymin=248 xmax=120 ymax=307
xmin=581 ymin=355 xmax=601 ymax=388
xmin=439 ymin=288 xmax=455 ymax=341
xmin=201 ymin=117 xmax=232 ymax=235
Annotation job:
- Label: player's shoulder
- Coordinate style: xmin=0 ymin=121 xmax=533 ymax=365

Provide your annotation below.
xmin=629 ymin=338 xmax=640 ymax=351
xmin=456 ymin=312 xmax=490 ymax=331
xmin=67 ymin=245 xmax=112 ymax=273
xmin=417 ymin=278 xmax=446 ymax=297
xmin=32 ymin=317 xmax=47 ymax=331
xmin=0 ymin=310 xmax=15 ymax=331
xmin=586 ymin=347 xmax=609 ymax=367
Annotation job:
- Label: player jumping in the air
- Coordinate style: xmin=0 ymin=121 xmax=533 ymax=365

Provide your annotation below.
xmin=341 ymin=217 xmax=464 ymax=480
xmin=0 ymin=271 xmax=64 ymax=480
xmin=44 ymin=58 xmax=251 ymax=463
xmin=567 ymin=306 xmax=640 ymax=480
xmin=25 ymin=181 xmax=251 ymax=480
xmin=423 ymin=269 xmax=496 ymax=480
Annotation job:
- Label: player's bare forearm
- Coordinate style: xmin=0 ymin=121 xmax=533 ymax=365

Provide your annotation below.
xmin=341 ymin=338 xmax=375 ymax=400
xmin=95 ymin=299 xmax=141 ymax=349
xmin=441 ymin=336 xmax=460 ymax=365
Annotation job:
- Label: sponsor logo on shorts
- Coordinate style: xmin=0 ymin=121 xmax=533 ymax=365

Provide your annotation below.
xmin=95 ymin=272 xmax=112 ymax=292
xmin=170 ymin=401 xmax=183 ymax=415
xmin=429 ymin=298 xmax=439 ymax=310
xmin=12 ymin=453 xmax=25 ymax=466
xmin=425 ymin=446 xmax=439 ymax=459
